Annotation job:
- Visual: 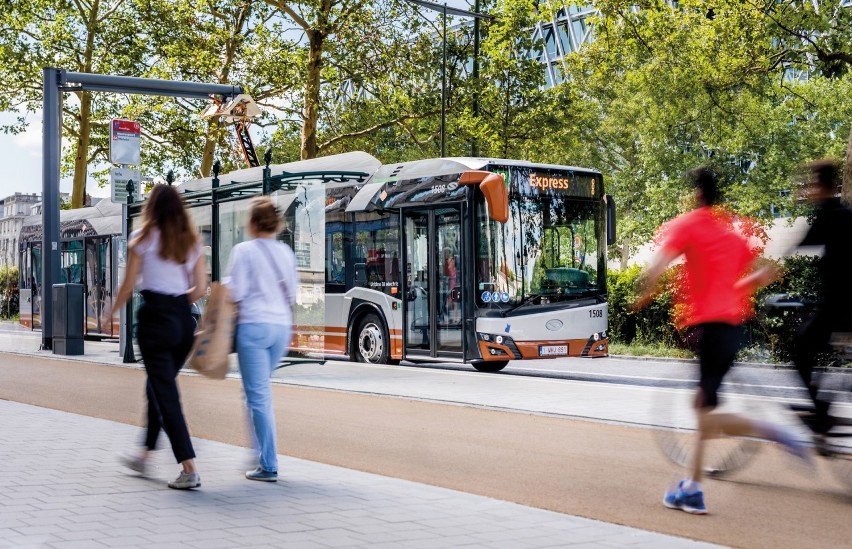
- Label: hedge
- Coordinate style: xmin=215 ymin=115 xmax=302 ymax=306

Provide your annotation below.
xmin=0 ymin=265 xmax=18 ymax=319
xmin=607 ymin=256 xmax=828 ymax=364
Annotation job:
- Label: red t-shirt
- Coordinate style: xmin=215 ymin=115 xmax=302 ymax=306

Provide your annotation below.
xmin=659 ymin=207 xmax=757 ymax=328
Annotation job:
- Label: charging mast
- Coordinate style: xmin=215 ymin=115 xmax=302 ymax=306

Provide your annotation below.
xmin=41 ymin=69 xmax=243 ymax=351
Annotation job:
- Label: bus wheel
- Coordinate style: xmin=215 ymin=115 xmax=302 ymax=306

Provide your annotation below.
xmin=473 ymin=361 xmax=508 ymax=373
xmin=354 ymin=314 xmax=388 ymax=364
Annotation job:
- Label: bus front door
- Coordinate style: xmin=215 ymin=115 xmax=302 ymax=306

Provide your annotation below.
xmin=403 ymin=208 xmax=463 ymax=360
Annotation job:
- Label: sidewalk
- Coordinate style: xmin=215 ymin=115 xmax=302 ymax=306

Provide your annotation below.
xmin=0 ymin=399 xmax=720 ymax=549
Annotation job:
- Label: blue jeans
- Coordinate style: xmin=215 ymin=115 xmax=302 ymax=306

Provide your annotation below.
xmin=236 ymin=322 xmax=290 ymax=473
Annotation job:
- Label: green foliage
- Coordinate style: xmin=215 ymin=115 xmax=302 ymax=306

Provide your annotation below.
xmin=607 ymin=265 xmax=681 ymax=348
xmin=542 ymin=0 xmax=852 ymax=256
xmin=0 ymin=0 xmax=148 ymax=206
xmin=1 ymin=0 xmax=851 ymax=223
xmin=0 ymin=266 xmax=19 ymax=319
xmin=608 ymin=341 xmax=694 ymax=359
xmin=750 ymin=255 xmax=827 ymax=364
xmin=609 ymin=256 xmax=834 ymax=364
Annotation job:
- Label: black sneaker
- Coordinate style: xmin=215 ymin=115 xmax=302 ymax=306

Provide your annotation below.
xmin=245 ymin=467 xmax=278 ymax=482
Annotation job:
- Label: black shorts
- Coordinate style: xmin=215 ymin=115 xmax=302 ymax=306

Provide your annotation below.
xmin=687 ymin=323 xmax=744 ymax=409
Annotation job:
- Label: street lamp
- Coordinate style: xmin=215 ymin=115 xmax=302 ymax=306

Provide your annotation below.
xmin=404 ymin=0 xmax=490 ymax=157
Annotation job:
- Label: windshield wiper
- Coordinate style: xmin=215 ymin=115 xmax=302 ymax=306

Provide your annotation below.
xmin=502 ymin=293 xmax=544 ymax=316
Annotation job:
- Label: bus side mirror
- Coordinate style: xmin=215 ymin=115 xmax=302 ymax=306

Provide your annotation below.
xmin=605 ymin=194 xmax=616 ymax=246
xmin=460 ymin=171 xmax=509 ymax=223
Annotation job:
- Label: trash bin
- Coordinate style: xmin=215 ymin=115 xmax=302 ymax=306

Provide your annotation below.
xmin=53 ymin=283 xmax=84 ymax=355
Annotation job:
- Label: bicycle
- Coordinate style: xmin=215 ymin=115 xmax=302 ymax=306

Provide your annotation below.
xmin=652 ymin=294 xmax=852 ymax=493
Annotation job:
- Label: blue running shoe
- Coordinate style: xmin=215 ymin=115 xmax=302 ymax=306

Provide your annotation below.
xmin=663 ymin=480 xmax=707 ymax=515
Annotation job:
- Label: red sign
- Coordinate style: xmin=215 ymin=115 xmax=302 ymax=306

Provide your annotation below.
xmin=112 ymin=119 xmax=140 ymax=134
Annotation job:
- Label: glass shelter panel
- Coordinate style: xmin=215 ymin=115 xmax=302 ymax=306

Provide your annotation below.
xmin=275 ymin=183 xmax=326 ymax=357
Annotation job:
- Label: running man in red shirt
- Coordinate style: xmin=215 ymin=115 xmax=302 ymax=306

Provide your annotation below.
xmin=635 ymin=167 xmax=809 ymax=515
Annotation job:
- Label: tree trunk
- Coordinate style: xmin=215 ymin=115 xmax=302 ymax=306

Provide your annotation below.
xmin=199 ymin=118 xmax=221 ymax=177
xmin=71 ymin=92 xmax=92 ymax=209
xmin=843 ymin=121 xmax=852 ymax=205
xmin=301 ymin=29 xmax=324 ymax=160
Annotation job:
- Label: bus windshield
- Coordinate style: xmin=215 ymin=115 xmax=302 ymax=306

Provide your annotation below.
xmin=475 ymin=169 xmax=606 ymax=312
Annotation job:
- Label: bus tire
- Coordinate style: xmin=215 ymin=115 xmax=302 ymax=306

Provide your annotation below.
xmin=353 ymin=313 xmax=389 ymax=364
xmin=473 ymin=361 xmax=508 ymax=373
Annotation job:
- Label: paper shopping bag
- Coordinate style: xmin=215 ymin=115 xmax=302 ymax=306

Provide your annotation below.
xmin=187 ymin=282 xmax=235 ymax=379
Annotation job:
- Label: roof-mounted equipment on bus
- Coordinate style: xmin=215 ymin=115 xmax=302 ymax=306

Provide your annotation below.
xmin=199 ymin=94 xmax=262 ymax=168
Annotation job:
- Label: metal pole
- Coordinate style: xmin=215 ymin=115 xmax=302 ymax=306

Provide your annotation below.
xmin=62 ymin=72 xmax=242 ymax=100
xmin=211 ymin=161 xmax=221 ymax=281
xmin=123 ymin=179 xmax=136 ymax=363
xmin=472 ymin=0 xmax=480 ymax=157
xmin=41 ymin=68 xmax=62 ymax=351
xmin=441 ymin=3 xmax=447 ymax=158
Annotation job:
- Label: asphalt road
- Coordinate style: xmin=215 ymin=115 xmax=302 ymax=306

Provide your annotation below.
xmin=1 ymin=352 xmax=850 ymax=548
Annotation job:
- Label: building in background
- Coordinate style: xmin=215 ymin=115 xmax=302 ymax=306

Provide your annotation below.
xmin=0 ymin=193 xmax=41 ymax=268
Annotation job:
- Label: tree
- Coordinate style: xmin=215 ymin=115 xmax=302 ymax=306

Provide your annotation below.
xmin=465 ymin=0 xmax=552 ymax=159
xmin=538 ymin=0 xmax=852 ymax=255
xmin=263 ymin=0 xmax=455 ymax=160
xmin=756 ymin=0 xmax=852 ymax=198
xmin=0 ymin=0 xmax=147 ymax=208
xmin=129 ymin=0 xmax=304 ymax=177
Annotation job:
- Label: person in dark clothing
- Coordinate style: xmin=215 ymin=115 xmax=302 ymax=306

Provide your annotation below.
xmin=792 ymin=159 xmax=852 ymax=432
xmin=105 ymin=185 xmax=208 ymax=489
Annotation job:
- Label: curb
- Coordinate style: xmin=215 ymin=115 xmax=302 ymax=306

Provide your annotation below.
xmin=609 ymin=354 xmax=852 ymax=374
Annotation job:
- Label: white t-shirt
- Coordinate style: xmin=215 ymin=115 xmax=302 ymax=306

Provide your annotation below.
xmin=130 ymin=228 xmax=202 ymax=297
xmin=224 ymin=238 xmax=298 ymax=326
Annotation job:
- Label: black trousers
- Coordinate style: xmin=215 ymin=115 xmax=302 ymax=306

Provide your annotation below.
xmin=688 ymin=323 xmax=744 ymax=409
xmin=792 ymin=312 xmax=842 ymax=421
xmin=137 ymin=290 xmax=196 ymax=463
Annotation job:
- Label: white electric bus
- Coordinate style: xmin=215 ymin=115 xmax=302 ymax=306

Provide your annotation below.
xmin=128 ymin=151 xmax=615 ymax=372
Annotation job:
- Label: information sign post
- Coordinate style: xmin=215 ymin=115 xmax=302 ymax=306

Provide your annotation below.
xmin=110 ymin=119 xmax=141 ymax=165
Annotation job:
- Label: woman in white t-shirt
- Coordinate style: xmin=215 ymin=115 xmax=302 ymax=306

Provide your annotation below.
xmin=105 ymin=185 xmax=207 ymax=490
xmin=224 ymin=197 xmax=297 ymax=482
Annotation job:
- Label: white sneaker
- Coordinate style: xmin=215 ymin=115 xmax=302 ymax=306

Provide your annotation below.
xmin=168 ymin=470 xmax=201 ymax=490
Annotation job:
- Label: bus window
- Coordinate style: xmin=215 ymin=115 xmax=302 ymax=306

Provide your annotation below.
xmin=354 ymin=211 xmax=400 ymax=298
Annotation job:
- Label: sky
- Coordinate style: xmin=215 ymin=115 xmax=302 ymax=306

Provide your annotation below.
xmin=0 ymin=111 xmax=70 ymax=200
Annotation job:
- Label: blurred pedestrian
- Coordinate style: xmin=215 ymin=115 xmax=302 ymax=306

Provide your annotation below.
xmin=224 ymin=197 xmax=297 ymax=482
xmin=791 ymin=159 xmax=852 ymax=432
xmin=634 ymin=167 xmax=807 ymax=515
xmin=106 ymin=184 xmax=207 ymax=490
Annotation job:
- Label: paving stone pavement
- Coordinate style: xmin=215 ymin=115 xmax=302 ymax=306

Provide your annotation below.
xmin=0 ymin=399 xmax=722 ymax=549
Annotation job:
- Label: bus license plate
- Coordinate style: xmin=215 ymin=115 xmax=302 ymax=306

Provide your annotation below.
xmin=540 ymin=345 xmax=568 ymax=356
